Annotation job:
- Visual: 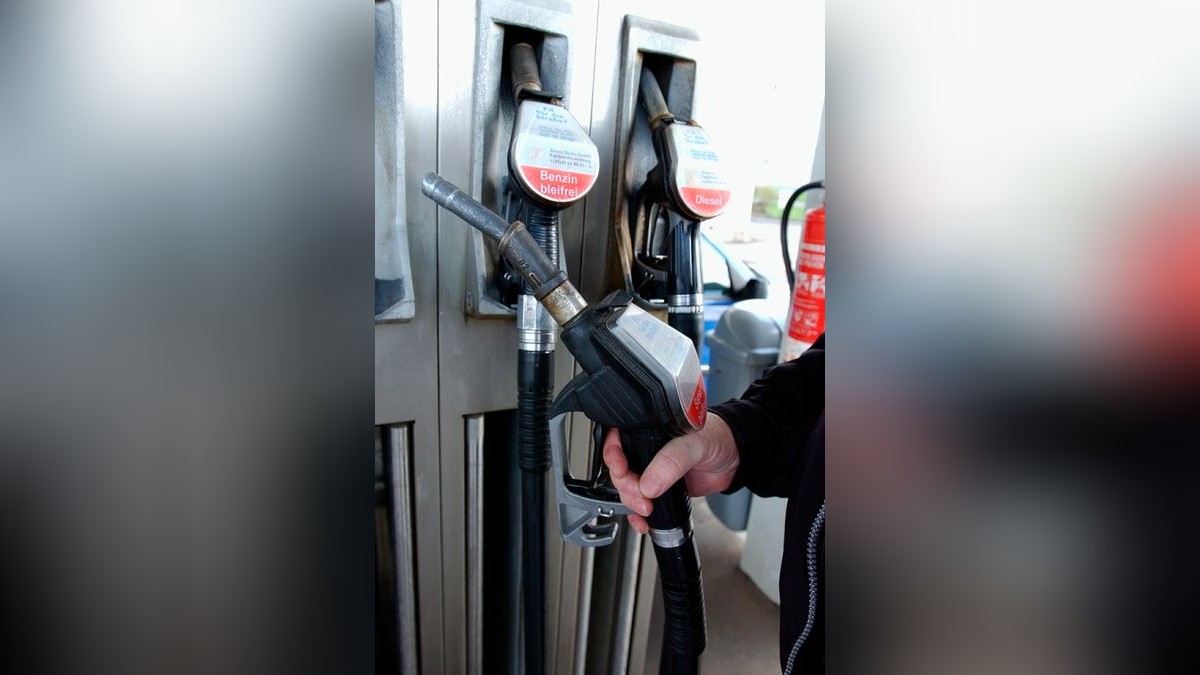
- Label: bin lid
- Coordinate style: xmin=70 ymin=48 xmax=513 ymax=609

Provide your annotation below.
xmin=707 ymin=299 xmax=787 ymax=367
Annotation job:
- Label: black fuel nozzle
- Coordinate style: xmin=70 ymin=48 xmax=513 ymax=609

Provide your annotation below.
xmin=421 ymin=173 xmax=709 ymax=436
xmin=636 ymin=67 xmax=730 ymax=222
xmin=631 ymin=67 xmax=733 ymax=353
xmin=423 ymin=175 xmax=709 ymax=671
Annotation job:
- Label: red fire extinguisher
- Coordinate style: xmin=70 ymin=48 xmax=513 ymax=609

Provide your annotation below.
xmin=779 ymin=182 xmax=825 ymax=362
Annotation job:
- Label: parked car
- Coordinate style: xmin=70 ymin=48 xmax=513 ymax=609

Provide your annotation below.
xmin=698 ymin=230 xmax=770 ymax=370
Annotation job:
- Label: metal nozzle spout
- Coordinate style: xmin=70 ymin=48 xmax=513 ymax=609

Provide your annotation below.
xmin=421 ymin=172 xmax=509 ymax=241
xmin=510 ymin=43 xmax=543 ymax=100
xmin=639 ymin=68 xmax=673 ymax=130
xmin=421 ymin=172 xmax=588 ymax=325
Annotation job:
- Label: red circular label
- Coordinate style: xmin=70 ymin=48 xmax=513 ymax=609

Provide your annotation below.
xmin=517 ymin=165 xmax=597 ymax=204
xmin=678 ymin=187 xmax=732 ymax=219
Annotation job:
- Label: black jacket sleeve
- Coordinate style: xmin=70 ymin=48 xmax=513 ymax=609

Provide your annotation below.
xmin=708 ymin=334 xmax=824 ymax=498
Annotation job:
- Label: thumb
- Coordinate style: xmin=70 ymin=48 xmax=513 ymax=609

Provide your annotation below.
xmin=639 ymin=436 xmax=703 ymax=499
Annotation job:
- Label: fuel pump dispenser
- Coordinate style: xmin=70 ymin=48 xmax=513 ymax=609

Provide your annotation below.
xmin=501 ymin=42 xmax=600 ymax=675
xmin=423 ymin=174 xmax=708 ymax=675
xmin=629 ymin=67 xmax=731 ymax=354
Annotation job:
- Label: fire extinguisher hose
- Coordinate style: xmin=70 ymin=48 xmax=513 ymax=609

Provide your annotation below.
xmin=780 ymin=181 xmax=824 ymax=289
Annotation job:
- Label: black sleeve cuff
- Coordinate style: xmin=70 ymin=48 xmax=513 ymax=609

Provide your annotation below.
xmin=709 ymin=399 xmax=794 ymax=498
xmin=706 ymin=339 xmax=825 ymax=498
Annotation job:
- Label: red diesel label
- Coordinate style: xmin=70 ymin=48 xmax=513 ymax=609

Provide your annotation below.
xmin=685 ymin=375 xmax=707 ymax=428
xmin=518 ymin=166 xmax=597 ymax=202
xmin=668 ymin=124 xmax=730 ymax=220
xmin=679 ymin=187 xmax=733 ymax=218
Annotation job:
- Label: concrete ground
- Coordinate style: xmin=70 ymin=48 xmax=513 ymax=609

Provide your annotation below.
xmin=643 ymin=497 xmax=781 ymax=674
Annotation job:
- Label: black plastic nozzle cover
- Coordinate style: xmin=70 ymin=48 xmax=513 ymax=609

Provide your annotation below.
xmin=421 ymin=173 xmax=567 ymax=301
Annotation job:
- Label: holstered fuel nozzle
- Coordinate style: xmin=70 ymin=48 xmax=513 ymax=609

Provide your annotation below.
xmin=506 ymin=43 xmax=600 ymax=211
xmin=637 ymin=68 xmax=730 ymax=222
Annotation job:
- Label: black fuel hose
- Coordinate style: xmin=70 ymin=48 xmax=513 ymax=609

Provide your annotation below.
xmin=627 ymin=197 xmax=705 ymax=356
xmin=666 ymin=216 xmax=704 ymax=353
xmin=508 ymin=43 xmax=570 ymax=674
xmin=506 ymin=44 xmax=566 ymax=667
xmin=630 ymin=68 xmax=708 ymax=675
xmin=517 ymin=346 xmax=552 ymax=675
xmin=517 ymin=205 xmax=559 ymax=675
xmin=780 ymin=181 xmax=824 ymax=289
xmin=622 ymin=429 xmax=706 ymax=675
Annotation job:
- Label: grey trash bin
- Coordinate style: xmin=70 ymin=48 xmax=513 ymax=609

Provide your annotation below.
xmin=703 ymin=299 xmax=785 ymax=531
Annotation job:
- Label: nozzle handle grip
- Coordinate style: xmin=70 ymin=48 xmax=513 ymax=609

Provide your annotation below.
xmin=619 ymin=428 xmax=691 ymax=532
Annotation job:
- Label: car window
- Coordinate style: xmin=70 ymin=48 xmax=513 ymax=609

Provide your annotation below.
xmin=701 ymin=235 xmax=731 ymax=293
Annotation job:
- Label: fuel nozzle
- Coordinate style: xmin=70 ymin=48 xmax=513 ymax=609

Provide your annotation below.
xmin=421 ymin=172 xmax=706 ymax=436
xmin=637 ymin=67 xmax=731 ymax=221
xmin=424 ymin=172 xmax=708 ymax=671
xmin=421 ymin=173 xmax=587 ymax=325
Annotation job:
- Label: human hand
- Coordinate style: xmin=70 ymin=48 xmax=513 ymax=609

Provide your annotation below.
xmin=601 ymin=414 xmax=740 ymax=535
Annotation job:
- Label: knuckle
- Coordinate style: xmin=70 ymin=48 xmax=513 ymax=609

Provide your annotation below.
xmin=603 ymin=448 xmax=626 ymax=475
xmin=619 ymin=492 xmax=641 ymax=512
xmin=613 ymin=473 xmax=638 ymax=495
